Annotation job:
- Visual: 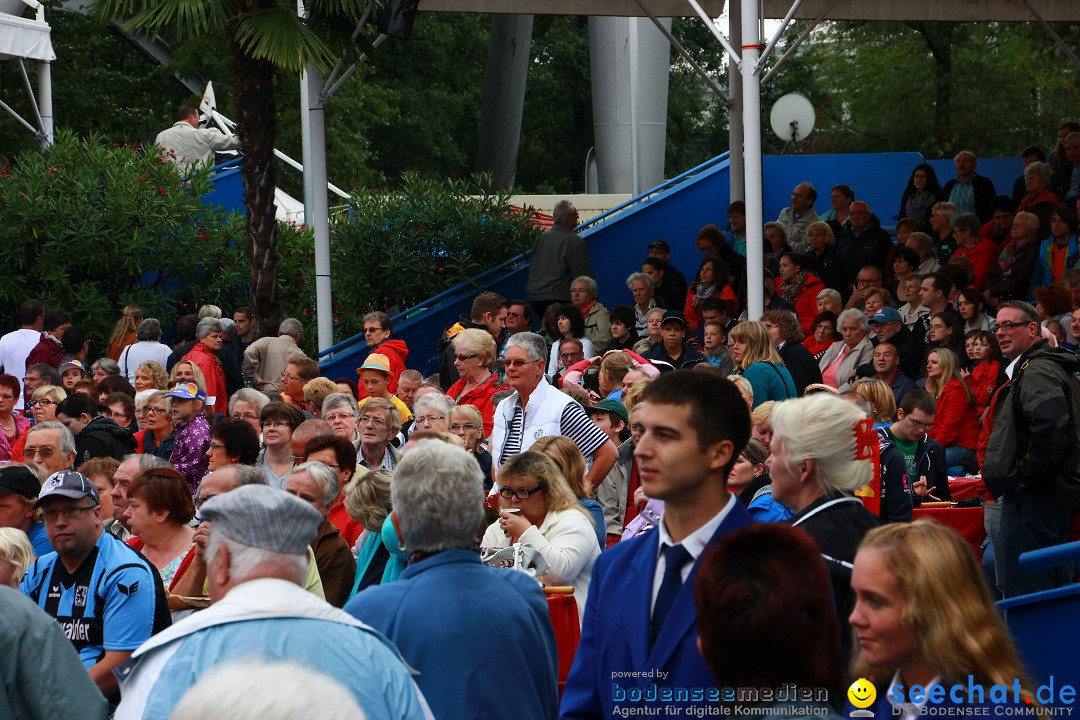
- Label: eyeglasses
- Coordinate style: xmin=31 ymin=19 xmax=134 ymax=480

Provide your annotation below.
xmin=559 ymin=352 xmax=583 ymax=360
xmin=28 ymin=399 xmax=58 ymax=408
xmin=209 ymin=442 xmax=226 ymax=452
xmin=569 ymin=287 xmax=589 ymax=294
xmin=324 ymin=412 xmax=357 ymax=423
xmin=359 ymin=416 xmax=388 ymax=427
xmin=232 ymin=412 xmax=259 ymax=422
xmin=416 ymin=415 xmax=445 ymax=424
xmin=499 ymin=486 xmax=544 ymax=500
xmin=193 ymin=492 xmax=217 ymax=508
xmin=363 ymin=326 xmax=384 ymax=335
xmin=505 ymin=312 xmax=525 ymax=319
xmin=24 ymin=446 xmax=57 ymax=459
xmin=505 ymin=359 xmax=539 ymax=368
xmin=281 ymin=372 xmax=300 ymax=382
xmin=42 ymin=504 xmax=98 ymax=522
xmin=23 ymin=376 xmax=44 ymax=384
xmin=450 ymin=423 xmax=481 ymax=432
xmin=261 ymin=420 xmax=291 ymax=428
xmin=454 ymin=354 xmax=479 ymax=362
xmin=997 ymin=321 xmax=1034 ymax=332
xmin=908 ymin=418 xmax=934 ymax=431
xmin=145 ymin=406 xmax=168 ymax=416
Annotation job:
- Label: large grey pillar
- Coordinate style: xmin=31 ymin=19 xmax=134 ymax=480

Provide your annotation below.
xmin=589 ymin=16 xmax=671 ymax=195
xmin=476 ymin=14 xmax=533 ymax=189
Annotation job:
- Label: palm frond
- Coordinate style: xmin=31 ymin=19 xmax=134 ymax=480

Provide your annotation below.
xmin=232 ymin=8 xmax=337 ymax=73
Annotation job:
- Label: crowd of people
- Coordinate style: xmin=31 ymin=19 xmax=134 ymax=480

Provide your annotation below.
xmin=2 ymin=131 xmax=1080 ymax=717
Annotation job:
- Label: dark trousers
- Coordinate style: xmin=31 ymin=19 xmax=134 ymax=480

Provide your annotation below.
xmin=529 ymin=299 xmax=567 ymax=325
xmin=999 ymin=481 xmax=1073 ymax=598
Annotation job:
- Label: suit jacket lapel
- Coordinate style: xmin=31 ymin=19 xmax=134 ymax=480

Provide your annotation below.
xmin=645 ymin=502 xmax=753 ymax=670
xmin=626 ymin=530 xmax=659 ymax=671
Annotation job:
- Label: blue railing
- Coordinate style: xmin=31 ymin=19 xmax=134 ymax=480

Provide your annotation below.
xmin=318 ymin=151 xmax=733 ymax=362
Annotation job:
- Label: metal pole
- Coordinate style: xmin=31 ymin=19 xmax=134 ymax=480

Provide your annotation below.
xmin=728 ymin=1 xmax=743 ymax=201
xmin=629 ymin=18 xmax=641 ymax=195
xmin=742 ymin=0 xmax=763 ymax=320
xmin=685 ymin=0 xmax=742 ymax=64
xmin=37 ymin=60 xmax=52 ymax=147
xmin=298 ymin=0 xmax=334 ymax=355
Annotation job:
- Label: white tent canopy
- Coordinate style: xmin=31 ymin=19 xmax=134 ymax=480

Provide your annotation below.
xmin=0 ymin=0 xmax=54 ymax=147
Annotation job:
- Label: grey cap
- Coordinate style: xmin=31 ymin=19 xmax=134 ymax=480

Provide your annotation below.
xmin=200 ymin=485 xmax=321 ymax=555
xmin=35 ymin=470 xmax=100 ymax=509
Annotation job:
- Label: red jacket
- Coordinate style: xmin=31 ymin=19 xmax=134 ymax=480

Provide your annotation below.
xmin=447 ymin=372 xmax=504 ymax=437
xmin=23 ymin=333 xmax=65 ymax=370
xmin=965 ymin=361 xmax=1000 ymax=415
xmin=684 ymin=285 xmax=738 ymax=331
xmin=950 ymin=241 xmax=997 ymax=290
xmin=357 ymin=338 xmax=409 ymax=399
xmin=791 ymin=273 xmax=825 ymax=337
xmin=184 ymin=342 xmax=228 ymax=414
xmin=927 ymin=378 xmax=980 ymax=450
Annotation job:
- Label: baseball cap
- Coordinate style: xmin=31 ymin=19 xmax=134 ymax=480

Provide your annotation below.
xmin=584 ymin=398 xmax=629 ymax=425
xmin=357 ymin=353 xmax=392 ymax=376
xmin=869 ymin=307 xmax=903 ymax=325
xmin=647 ymin=240 xmax=670 ymax=253
xmin=58 ymin=358 xmax=86 ymax=377
xmin=165 ymin=382 xmax=208 ymax=402
xmin=0 ymin=465 xmax=40 ymax=500
xmin=200 ymin=484 xmax=321 ymax=555
xmin=660 ymin=311 xmax=688 ymax=328
xmin=34 ymin=470 xmax=100 ymax=508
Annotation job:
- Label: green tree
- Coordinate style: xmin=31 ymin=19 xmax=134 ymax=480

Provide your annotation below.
xmin=90 ymin=0 xmax=379 ymax=329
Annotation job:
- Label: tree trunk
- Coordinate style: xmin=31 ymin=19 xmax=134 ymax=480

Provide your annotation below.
xmin=230 ymin=34 xmax=282 ymax=332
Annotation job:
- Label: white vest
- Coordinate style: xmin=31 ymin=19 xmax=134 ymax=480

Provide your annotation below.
xmin=490 ymin=378 xmax=574 ymax=464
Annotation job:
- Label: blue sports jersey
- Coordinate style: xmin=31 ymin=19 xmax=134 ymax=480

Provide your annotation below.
xmin=20 ymin=530 xmax=166 ymax=670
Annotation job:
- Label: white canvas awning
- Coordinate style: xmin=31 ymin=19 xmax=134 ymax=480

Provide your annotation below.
xmin=0 ymin=12 xmax=54 ymax=61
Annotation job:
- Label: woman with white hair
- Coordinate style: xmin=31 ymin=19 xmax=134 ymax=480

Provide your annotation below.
xmin=182 ymin=317 xmax=227 ymax=414
xmin=817 ymin=309 xmax=873 ymax=391
xmin=766 ymin=393 xmax=880 ymax=637
xmin=446 ymin=328 xmax=502 ymax=436
xmin=411 ymin=393 xmax=454 ymax=434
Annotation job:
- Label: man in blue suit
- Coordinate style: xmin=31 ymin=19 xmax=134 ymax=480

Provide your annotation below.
xmin=560 ymin=370 xmax=753 ymax=718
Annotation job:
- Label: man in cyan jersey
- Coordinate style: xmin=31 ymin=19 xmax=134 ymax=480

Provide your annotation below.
xmin=20 ymin=470 xmax=169 ymax=700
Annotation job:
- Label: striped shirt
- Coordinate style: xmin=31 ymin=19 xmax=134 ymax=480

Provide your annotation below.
xmin=499 ymin=400 xmax=609 ymax=465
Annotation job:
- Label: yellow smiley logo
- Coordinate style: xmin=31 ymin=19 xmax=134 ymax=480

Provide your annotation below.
xmin=848 ymin=678 xmax=876 ymax=709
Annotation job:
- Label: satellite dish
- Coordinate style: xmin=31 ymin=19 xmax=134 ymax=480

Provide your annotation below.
xmin=770 ymin=94 xmax=816 ymax=146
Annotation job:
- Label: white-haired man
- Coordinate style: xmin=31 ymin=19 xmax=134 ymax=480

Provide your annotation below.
xmin=115 ymin=484 xmax=432 ymax=720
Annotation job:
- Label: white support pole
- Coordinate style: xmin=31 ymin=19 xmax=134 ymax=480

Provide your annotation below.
xmin=741 ymin=0 xmax=763 ymax=320
xmin=728 ymin=0 xmax=743 ymax=201
xmin=37 ymin=60 xmax=52 ymax=147
xmin=298 ymin=0 xmax=334 ymax=356
xmin=628 ymin=19 xmax=641 ymax=195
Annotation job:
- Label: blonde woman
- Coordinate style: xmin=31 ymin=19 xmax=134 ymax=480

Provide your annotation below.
xmin=345 ymin=468 xmax=399 ymax=594
xmin=851 ymin=377 xmax=897 ymax=425
xmin=531 ymin=435 xmax=605 ymax=549
xmin=729 ymin=321 xmax=796 ymax=408
xmin=446 ymin=328 xmax=502 ymax=436
xmin=749 ymin=400 xmax=775 ymax=456
xmin=0 ymin=527 xmax=34 ymax=588
xmin=135 ymin=360 xmax=169 ymax=392
xmin=169 ymin=359 xmax=207 ymax=393
xmin=923 ymin=348 xmax=980 ymax=473
xmin=848 ymin=521 xmax=1035 ymax=713
xmin=767 ymin=393 xmax=880 ymax=637
xmin=482 ymin=451 xmax=599 ymax=623
xmin=107 ymin=304 xmax=143 ymax=361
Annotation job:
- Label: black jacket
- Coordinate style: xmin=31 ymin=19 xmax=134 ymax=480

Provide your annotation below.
xmin=643 ymin=341 xmax=706 ymax=371
xmin=75 ymin=416 xmax=137 ymax=463
xmin=836 ymin=223 xmax=892 ymax=273
xmin=777 ymin=341 xmax=821 ymax=396
xmin=944 ymin=173 xmax=997 ymax=223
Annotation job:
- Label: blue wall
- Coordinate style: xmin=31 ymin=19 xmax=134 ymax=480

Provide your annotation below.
xmin=316 ymin=152 xmax=1023 ymax=379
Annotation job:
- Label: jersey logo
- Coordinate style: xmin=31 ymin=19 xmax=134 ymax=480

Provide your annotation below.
xmin=117 ymin=581 xmax=139 ymax=596
xmin=74 ymin=586 xmax=88 ymax=607
xmin=48 ymin=584 xmax=61 ymax=599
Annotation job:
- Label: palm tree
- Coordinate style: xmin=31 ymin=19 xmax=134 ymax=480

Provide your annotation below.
xmin=91 ymin=0 xmax=374 ymax=329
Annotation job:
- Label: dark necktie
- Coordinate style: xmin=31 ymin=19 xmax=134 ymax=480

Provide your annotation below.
xmin=651 ymin=544 xmax=692 ymax=644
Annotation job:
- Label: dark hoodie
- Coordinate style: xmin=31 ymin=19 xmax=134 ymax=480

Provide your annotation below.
xmin=75 ymin=416 xmax=137 ymax=464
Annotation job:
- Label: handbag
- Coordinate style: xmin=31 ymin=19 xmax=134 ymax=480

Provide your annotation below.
xmin=481 ymin=543 xmax=550 ymax=582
